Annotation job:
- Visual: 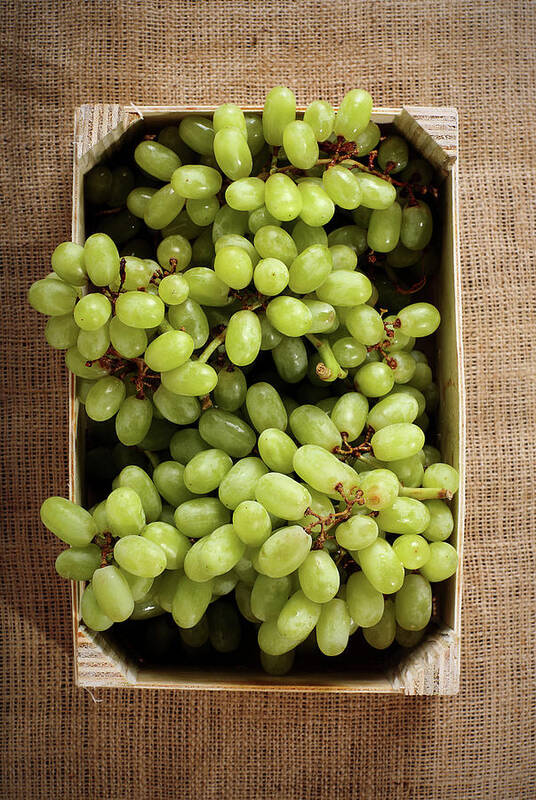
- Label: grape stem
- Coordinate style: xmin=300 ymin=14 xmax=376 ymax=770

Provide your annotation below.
xmin=142 ymin=449 xmax=160 ymax=470
xmin=398 ymin=486 xmax=454 ymax=501
xmin=94 ymin=532 xmax=114 ymax=567
xmin=197 ymin=327 xmax=227 ymax=363
xmin=305 ymin=482 xmax=365 ymax=550
xmin=305 ymin=334 xmax=347 ymax=381
xmin=332 ymin=428 xmax=374 ymax=460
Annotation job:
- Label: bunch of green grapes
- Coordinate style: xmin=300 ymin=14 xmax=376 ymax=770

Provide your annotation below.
xmin=30 ymin=85 xmax=458 ymax=675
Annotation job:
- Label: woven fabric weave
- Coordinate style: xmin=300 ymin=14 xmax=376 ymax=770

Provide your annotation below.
xmin=2 ymin=1 xmax=535 ymax=798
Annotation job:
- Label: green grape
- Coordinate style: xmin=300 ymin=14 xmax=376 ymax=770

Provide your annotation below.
xmin=359 ymin=469 xmax=399 ymax=510
xmin=395 ymin=573 xmax=432 ymax=630
xmin=168 ymin=298 xmax=209 ymax=348
xmin=224 ymin=310 xmax=262 ymax=367
xmin=152 ymin=461 xmax=193 ymax=506
xmin=291 ymin=220 xmax=329 ymax=253
xmin=257 ymin=429 xmax=297 ymax=474
xmin=419 ymin=541 xmax=457 ymax=582
xmin=55 ymin=544 xmax=101 ymax=581
xmin=334 ymin=89 xmax=373 ymax=140
xmin=303 ymin=99 xmax=335 ymax=141
xmin=85 ymin=165 xmax=112 ymax=205
xmin=260 ymin=649 xmax=294 ymax=675
xmin=158 ymin=274 xmax=189 ymax=306
xmin=134 ymin=140 xmax=181 ymax=181
xmin=289 ymin=404 xmax=341 ymax=451
xmin=330 ymin=337 xmax=365 ymax=369
xmin=142 ymin=522 xmax=190 ymax=570
xmin=258 ymin=619 xmax=301 ymax=656
xmin=176 ymin=614 xmax=209 ymax=647
xmin=127 ymin=186 xmax=157 ymax=218
xmin=198 ymin=407 xmax=256 ymax=457
xmin=156 ymin=235 xmax=192 ymax=272
xmin=422 ymin=462 xmax=460 ymax=494
xmin=84 ymin=376 xmax=125 ymax=422
xmin=386 ymin=352 xmax=416 ymax=384
xmin=92 ymin=564 xmax=134 ymax=622
xmin=76 ymin=323 xmax=110 ymax=361
xmin=211 ymin=205 xmax=249 ymax=241
xmin=367 ymin=393 xmax=419 ymax=430
xmin=272 ymin=336 xmax=308 ymax=383
xmin=346 ymin=571 xmax=384 ymax=627
xmin=297 ymin=181 xmax=335 ymax=227
xmin=211 ymin=570 xmax=238 ymax=598
xmin=254 ymin=225 xmax=297 ymax=265
xmin=287 ymin=244 xmax=332 ymax=294
xmin=400 ymin=200 xmax=433 ymax=250
xmin=265 ymin=173 xmax=303 ymax=222
xmin=113 ymin=535 xmax=166 ymax=579
xmin=142 ymin=183 xmax=183 ymax=230
xmin=214 ymin=233 xmax=259 ymax=265
xmin=234 ymin=556 xmax=258 ymax=588
xmin=354 ymin=121 xmax=381 ymax=155
xmin=378 ymin=135 xmax=409 ymax=174
xmin=367 ymin=202 xmax=402 ymax=253
xmin=81 ymin=584 xmax=113 ymax=631
xmin=277 ymin=589 xmax=320 ymax=640
xmin=40 ymin=497 xmax=97 ymax=546
xmin=386 ymin=454 xmax=424 ymax=487
xmin=322 ymin=165 xmax=362 ymax=210
xmin=163 ymin=207 xmax=204 ymax=239
xmin=396 ymin=624 xmax=425 ymax=648
xmin=115 ymin=291 xmax=164 ymax=329
xmin=178 ymin=116 xmax=215 ymax=155
xmin=423 ymin=382 xmax=439 ymax=413
xmin=248 ymin=205 xmax=281 ymax=234
xmin=109 ymin=256 xmax=154 ymax=291
xmin=327 ymin=225 xmax=368 ymax=254
xmin=64 ymin=347 xmax=107 ymax=379
xmin=229 ymin=501 xmax=271 ymax=550
xmin=45 ymin=313 xmax=79 ymax=350
xmin=266 ymin=296 xmax=312 ymax=337
xmin=161 ymin=360 xmax=218 ymax=397
xmin=224 ymin=177 xmax=265 ymax=213
xmin=363 ymin=598 xmax=396 ymax=649
xmin=185 ymin=196 xmax=219 ymax=227
xmin=115 ymin=396 xmax=153 ymax=446
xmin=392 ymin=533 xmax=430 ymax=569
xmin=345 ymin=304 xmax=384 ymax=345
xmin=282 ymin=120 xmax=319 ymax=169
xmin=399 ymin=158 xmax=434 ymax=185
xmin=422 ymin=500 xmax=454 ymax=542
xmin=354 ymin=362 xmax=395 ymax=397
xmin=377 ymin=497 xmax=430 ymax=534
xmin=244 ymin=113 xmax=265 ymax=155
xmin=296 ymin=486 xmax=334 ymax=534
xmin=183 ymin=267 xmax=228 ymax=307
xmin=174 ymin=497 xmax=230 ymax=539
xmin=246 ymin=383 xmax=287 ymax=433
xmin=213 ymin=367 xmax=246 ymax=412
xmin=371 ymin=422 xmax=425 ymax=461
xmin=359 ymin=538 xmax=405 ymax=594
xmin=115 ymin=465 xmax=162 ymax=522
xmin=316 ymin=598 xmax=351 ymax=656
xmin=105 ymin=486 xmax=145 ymax=537
xmin=213 ymin=103 xmax=247 ymax=136
xmin=139 ymin=418 xmax=175 ymax=451
xmin=170 ymin=428 xmax=210 ymax=464
xmin=262 ymin=86 xmax=296 ymax=146
xmin=330 ymin=392 xmax=369 ymax=441
xmin=183 ymin=449 xmax=233 ymax=494
xmin=254 ymin=256 xmax=290 ymax=296
xmin=28 ymin=277 xmax=78 ymax=317
xmin=256 ymin=526 xmax=312 ymax=578
xmin=386 ymin=242 xmax=422 ymax=268
xmin=317 ymin=396 xmax=338 ymax=414
xmin=293 ymin=444 xmax=360 ymax=500
xmin=51 ymin=241 xmax=87 ymax=286
xmin=158 ymin=505 xmax=177 ymax=525
xmin=258 ymin=314 xmax=282 ymax=350
xmin=170 ymin=164 xmax=221 ymax=200
xmin=335 ymin=514 xmax=378 ymax=550
xmin=144 ymin=330 xmax=194 ymax=372
xmin=107 ymin=165 xmax=137 ymax=208
xmin=152 ymin=386 xmax=199 ymax=425
xmin=213 ymin=245 xmax=253 ymax=290
xmin=315 ymin=270 xmax=372 ymax=307
xmin=172 ymin=574 xmax=213 ymax=628
xmin=184 ymin=524 xmax=245 ymax=582
xmin=255 ymin=473 xmax=311 ymax=521
xmin=302 ymin=300 xmax=336 ymax=333
xmin=213 ymin=127 xmax=252 ymax=180
xmin=207 ymin=601 xmax=242 ymax=652
xmin=388 ymin=384 xmax=426 ymax=417
xmin=298 ymin=550 xmax=340 ymax=604
xmin=329 ymin=244 xmax=358 ymax=272
xmin=190 ymin=229 xmax=216 ymax=268
xmin=355 ymin=172 xmax=397 ymax=210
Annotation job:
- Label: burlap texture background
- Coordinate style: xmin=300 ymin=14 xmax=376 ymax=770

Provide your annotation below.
xmin=2 ymin=1 xmax=535 ymax=797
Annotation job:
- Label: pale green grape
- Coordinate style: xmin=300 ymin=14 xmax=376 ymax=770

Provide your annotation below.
xmin=354 ymin=121 xmax=381 ymax=155
xmin=335 ymin=515 xmax=378 ymax=550
xmin=234 ymin=557 xmax=257 ymax=588
xmin=363 ymin=598 xmax=396 ymax=649
xmin=386 ymin=454 xmax=424 ymax=487
xmin=395 ymin=573 xmax=431 ymax=630
xmin=378 ymin=136 xmax=409 ymax=174
xmin=186 ymin=196 xmax=219 ymax=227
xmin=266 ymin=296 xmax=312 ymax=337
xmin=400 ymin=200 xmax=433 ymax=250
xmin=292 ymin=220 xmax=329 ymax=253
xmin=367 ymin=394 xmax=419 ymax=431
xmin=257 ymin=429 xmax=297 ymax=474
xmin=161 ymin=360 xmax=218 ymax=397
xmin=331 ymin=337 xmax=366 ymax=369
xmin=297 ymin=181 xmax=335 ymax=227
xmin=183 ymin=449 xmax=233 ymax=494
xmin=115 ymin=291 xmax=164 ymax=328
xmin=198 ymin=408 xmax=256 ymax=458
xmin=367 ymin=202 xmax=402 ymax=252
xmin=28 ymin=278 xmax=78 ymax=316
xmin=346 ymin=571 xmax=384 ymax=627
xmin=142 ymin=522 xmax=190 ymax=570
xmin=85 ymin=376 xmax=125 ymax=422
xmin=170 ymin=428 xmax=210 ymax=465
xmin=419 ymin=541 xmax=457 ymax=581
xmin=144 ymin=330 xmax=194 ymax=372
xmin=115 ymin=465 xmax=162 ymax=522
xmin=272 ymin=335 xmax=308 ymax=383
xmin=298 ymin=550 xmax=340 ymax=603
xmin=168 ymin=298 xmax=209 ymax=348
xmin=244 ymin=113 xmax=265 ymax=155
xmin=251 ymin=574 xmax=293 ymax=620
xmin=45 ymin=313 xmax=79 ymax=350
xmin=127 ymin=186 xmax=156 ymax=218
xmin=423 ymin=463 xmax=460 ymax=494
xmin=303 ymin=99 xmax=335 ymax=141
xmin=106 ymin=486 xmax=145 ymax=537
xmin=213 ymin=103 xmax=247 ymax=136
xmin=265 ymin=173 xmax=303 ymax=221
xmin=327 ymin=224 xmax=368 ymax=254
xmin=316 ymin=598 xmax=351 ymax=656
xmin=253 ymin=258 xmax=289 ymax=296
xmin=144 ymin=183 xmax=185 ymax=230
xmin=92 ymin=565 xmax=134 ymax=622
xmin=134 ymin=140 xmax=181 ymax=180
xmin=214 ymin=127 xmax=252 ymax=180
xmin=355 ymin=172 xmax=397 ymax=210
xmin=214 ymin=233 xmax=260 ymax=265
xmin=334 ymin=89 xmax=373 ymax=140
xmin=178 ymin=115 xmax=215 ymax=155
xmin=213 ymin=245 xmax=253 ymax=290
xmin=246 ymin=382 xmax=287 ymax=433
xmin=172 ymin=574 xmax=213 ymax=628
xmin=317 ymin=397 xmax=338 ymax=414
xmin=254 ymin=225 xmax=298 ymax=265
xmin=55 ymin=544 xmax=101 ymax=581
xmin=211 ymin=205 xmax=249 ymax=241
xmin=81 ymin=584 xmax=113 ymax=631
xmin=115 ymin=396 xmax=153 ymax=446
xmin=322 ymin=165 xmax=362 ymax=209
xmin=422 ymin=500 xmax=454 ymax=542
xmin=277 ymin=589 xmax=320 ymax=640
xmin=171 ymin=164 xmax=221 ymax=199
xmin=260 ymin=650 xmax=294 ymax=675
xmin=377 ymin=496 xmax=430 ymax=534
xmin=331 ymin=392 xmax=369 ymax=441
xmin=396 ymin=302 xmax=440 ymax=338
xmin=248 ymin=205 xmax=281 ymax=234
xmin=290 ymin=404 xmax=341 ymax=451
xmin=345 ymin=304 xmax=384 ymax=345
xmin=174 ymin=497 xmax=230 ymax=539
xmin=224 ymin=310 xmax=262 ymax=367
xmin=40 ymin=497 xmax=97 ymax=546
xmin=225 ymin=177 xmax=265 ymax=211
xmin=256 ymin=526 xmax=312 ymax=578
xmin=258 ymin=619 xmax=301 ymax=656
xmin=287 ymin=244 xmax=332 ymax=294
xmin=283 ymin=120 xmax=319 ymax=169
xmin=316 ymin=270 xmax=372 ymax=307
xmin=235 ymin=582 xmax=258 ymax=622
xmin=152 ymin=461 xmax=194 ymax=507
xmin=301 ymin=299 xmax=335 ymax=333
xmin=76 ymin=323 xmax=110 ymax=361
xmin=354 ymin=362 xmax=395 ymax=397
xmin=359 ymin=468 xmax=399 ymax=509
xmin=73 ymin=293 xmax=111 ymax=332
xmin=156 ymin=234 xmax=192 ymax=271
xmin=184 ymin=267 xmax=229 ymax=306
xmin=392 ymin=533 xmax=430 ymax=569
xmin=293 ymin=444 xmax=360 ymax=500
xmin=388 ymin=384 xmax=426 ymax=417
xmin=90 ymin=499 xmax=108 ymax=535
xmin=262 ymin=86 xmax=296 ymax=146
xmin=184 ymin=524 xmax=245 ymax=581
xmin=65 ymin=347 xmax=108 ymax=379
xmin=114 ymin=535 xmax=167 ymax=578
xmin=51 ymin=241 xmax=87 ymax=286
xmin=109 ymin=256 xmax=153 ymax=291
xmin=233 ymin=501 xmax=272 ymax=547
xmin=329 ymin=244 xmax=357 ymax=272
xmin=371 ymin=422 xmax=425 ymax=460
xmin=158 ymin=274 xmax=189 ymax=306
xmin=255 ymin=473 xmax=311 ymax=521
xmin=359 ymin=538 xmax=405 ymax=593
xmin=152 ymin=386 xmax=200 ymax=425
xmin=386 ymin=352 xmax=417 ymax=384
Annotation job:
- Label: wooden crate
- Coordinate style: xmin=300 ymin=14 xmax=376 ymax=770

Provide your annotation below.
xmin=70 ymin=103 xmax=464 ymax=694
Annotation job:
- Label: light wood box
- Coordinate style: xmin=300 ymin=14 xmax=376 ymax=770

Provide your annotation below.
xmin=69 ymin=103 xmax=464 ymax=694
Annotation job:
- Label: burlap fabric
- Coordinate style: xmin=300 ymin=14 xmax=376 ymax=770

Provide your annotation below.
xmin=2 ymin=1 xmax=535 ymax=797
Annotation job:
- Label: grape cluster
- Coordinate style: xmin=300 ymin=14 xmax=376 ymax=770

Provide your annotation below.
xmin=31 ymin=86 xmax=458 ymax=675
